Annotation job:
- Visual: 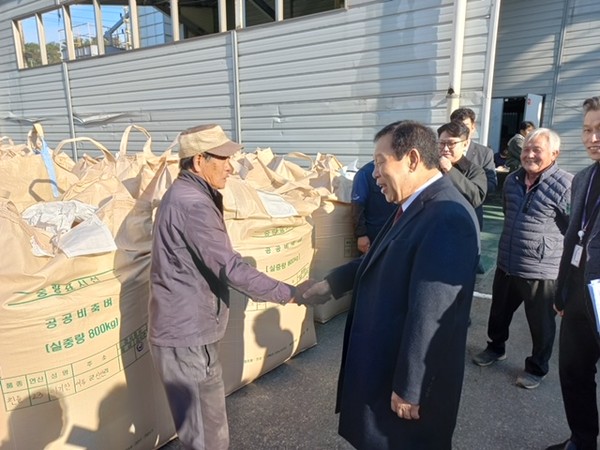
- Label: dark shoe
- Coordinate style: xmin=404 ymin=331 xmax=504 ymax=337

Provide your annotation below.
xmin=515 ymin=371 xmax=545 ymax=389
xmin=472 ymin=348 xmax=506 ymax=367
xmin=476 ymin=262 xmax=486 ymax=274
xmin=546 ymin=440 xmax=577 ymax=450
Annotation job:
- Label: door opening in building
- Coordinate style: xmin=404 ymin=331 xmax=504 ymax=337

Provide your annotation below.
xmin=488 ymin=94 xmax=544 ymax=154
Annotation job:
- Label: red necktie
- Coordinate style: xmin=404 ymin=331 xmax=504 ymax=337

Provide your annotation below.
xmin=393 ymin=206 xmax=403 ymax=224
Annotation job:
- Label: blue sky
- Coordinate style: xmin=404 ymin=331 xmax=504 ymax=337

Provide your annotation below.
xmin=21 ymin=5 xmax=127 ymax=45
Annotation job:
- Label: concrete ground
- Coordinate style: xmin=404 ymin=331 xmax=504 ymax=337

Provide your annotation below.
xmin=162 ymin=195 xmax=595 ymax=449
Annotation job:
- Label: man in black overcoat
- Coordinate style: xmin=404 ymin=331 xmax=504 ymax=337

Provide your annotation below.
xmin=302 ymin=120 xmax=480 ymax=449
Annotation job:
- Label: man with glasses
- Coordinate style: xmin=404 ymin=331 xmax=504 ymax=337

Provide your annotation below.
xmin=450 ymin=107 xmax=497 ymax=197
xmin=451 ymin=108 xmax=498 ymax=273
xmin=547 ymin=97 xmax=600 ymax=450
xmin=472 ymin=128 xmax=571 ymax=390
xmin=437 ymin=121 xmax=487 ymax=210
xmin=148 ymin=124 xmax=303 ymax=449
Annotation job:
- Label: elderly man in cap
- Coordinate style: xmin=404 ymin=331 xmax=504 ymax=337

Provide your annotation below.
xmin=149 ymin=124 xmax=301 ymax=449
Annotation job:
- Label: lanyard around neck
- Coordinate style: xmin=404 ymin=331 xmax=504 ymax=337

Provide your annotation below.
xmin=579 ymin=164 xmax=600 ymax=242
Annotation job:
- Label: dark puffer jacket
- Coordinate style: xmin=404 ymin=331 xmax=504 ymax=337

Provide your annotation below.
xmin=497 ymin=164 xmax=572 ymax=279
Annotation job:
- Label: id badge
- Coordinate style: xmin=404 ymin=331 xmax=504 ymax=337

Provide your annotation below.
xmin=571 ymin=244 xmax=583 ymax=267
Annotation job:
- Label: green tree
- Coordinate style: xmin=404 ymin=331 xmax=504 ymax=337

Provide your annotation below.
xmin=23 ymin=42 xmax=41 ymax=68
xmin=47 ymin=42 xmax=62 ymax=64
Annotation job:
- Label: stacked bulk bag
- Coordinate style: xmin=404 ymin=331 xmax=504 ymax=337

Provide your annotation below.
xmin=220 ymin=150 xmax=319 ymax=394
xmin=0 ymin=126 xmax=325 ymax=449
xmin=248 ymin=149 xmax=358 ymax=323
xmin=305 ymin=154 xmax=358 ymax=323
xmin=0 ymin=130 xmax=176 ymax=449
xmin=0 ymin=126 xmax=79 ymax=212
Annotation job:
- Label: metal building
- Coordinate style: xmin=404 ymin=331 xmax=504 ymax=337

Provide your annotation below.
xmin=0 ymin=0 xmax=598 ymax=173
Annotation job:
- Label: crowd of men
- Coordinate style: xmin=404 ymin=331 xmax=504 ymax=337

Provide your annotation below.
xmin=149 ymin=98 xmax=600 ymax=450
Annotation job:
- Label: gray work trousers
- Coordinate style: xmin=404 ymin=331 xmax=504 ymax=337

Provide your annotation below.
xmin=150 ymin=343 xmax=229 ymax=450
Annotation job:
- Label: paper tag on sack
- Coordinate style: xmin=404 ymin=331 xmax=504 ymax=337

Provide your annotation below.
xmin=333 ymin=161 xmax=358 ymax=203
xmin=57 ymin=214 xmax=117 ymax=257
xmin=256 ymin=190 xmax=298 ymax=218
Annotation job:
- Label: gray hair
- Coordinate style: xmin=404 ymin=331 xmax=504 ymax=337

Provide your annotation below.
xmin=524 ymin=127 xmax=561 ymax=151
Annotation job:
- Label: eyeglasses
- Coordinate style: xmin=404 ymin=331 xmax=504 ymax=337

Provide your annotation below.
xmin=438 ymin=139 xmax=466 ymax=150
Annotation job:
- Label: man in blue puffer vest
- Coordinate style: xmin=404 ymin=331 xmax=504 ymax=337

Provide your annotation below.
xmin=472 ymin=127 xmax=572 ymax=389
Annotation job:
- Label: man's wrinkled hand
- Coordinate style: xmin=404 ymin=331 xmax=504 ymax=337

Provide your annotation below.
xmin=294 ymin=279 xmax=332 ymax=305
xmin=357 ymin=236 xmax=371 ymax=254
xmin=439 ymin=156 xmax=452 ymax=173
xmin=292 ymin=279 xmax=317 ymax=303
xmin=391 ymin=391 xmax=420 ymax=420
xmin=553 ymin=304 xmax=564 ymax=317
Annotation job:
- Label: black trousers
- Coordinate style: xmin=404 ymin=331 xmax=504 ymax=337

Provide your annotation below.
xmin=559 ymin=283 xmax=600 ymax=449
xmin=486 ymin=268 xmax=557 ymax=376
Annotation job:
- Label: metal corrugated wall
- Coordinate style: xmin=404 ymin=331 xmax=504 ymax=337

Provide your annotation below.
xmin=1 ymin=0 xmax=74 ymax=148
xmin=492 ymin=0 xmax=600 ymax=174
xmin=552 ymin=0 xmax=600 ymax=173
xmin=0 ymin=0 xmax=493 ymax=166
xmin=493 ymin=0 xmax=565 ymax=98
xmin=237 ymin=2 xmax=451 ymax=160
xmin=65 ymin=35 xmax=238 ymax=156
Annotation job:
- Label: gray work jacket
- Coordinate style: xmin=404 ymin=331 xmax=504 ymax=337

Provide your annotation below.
xmin=149 ymin=170 xmax=295 ymax=348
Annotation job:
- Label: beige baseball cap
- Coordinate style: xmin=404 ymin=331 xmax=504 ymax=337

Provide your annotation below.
xmin=178 ymin=124 xmax=242 ymax=158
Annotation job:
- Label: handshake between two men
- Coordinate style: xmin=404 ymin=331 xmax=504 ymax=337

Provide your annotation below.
xmin=292 ymin=279 xmax=333 ymax=306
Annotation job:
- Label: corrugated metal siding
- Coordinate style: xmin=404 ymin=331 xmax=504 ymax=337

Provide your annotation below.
xmin=0 ymin=0 xmax=493 ymax=167
xmin=0 ymin=0 xmax=72 ymax=146
xmin=4 ymin=65 xmax=72 ymax=146
xmin=237 ymin=0 xmax=493 ymax=163
xmin=493 ymin=0 xmax=600 ymax=174
xmin=65 ymin=35 xmax=237 ymax=155
xmin=0 ymin=17 xmax=15 ymax=134
xmin=449 ymin=0 xmax=496 ymax=142
xmin=3 ymin=0 xmax=55 ymax=19
xmin=552 ymin=0 xmax=600 ymax=174
xmin=493 ymin=0 xmax=565 ymax=99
